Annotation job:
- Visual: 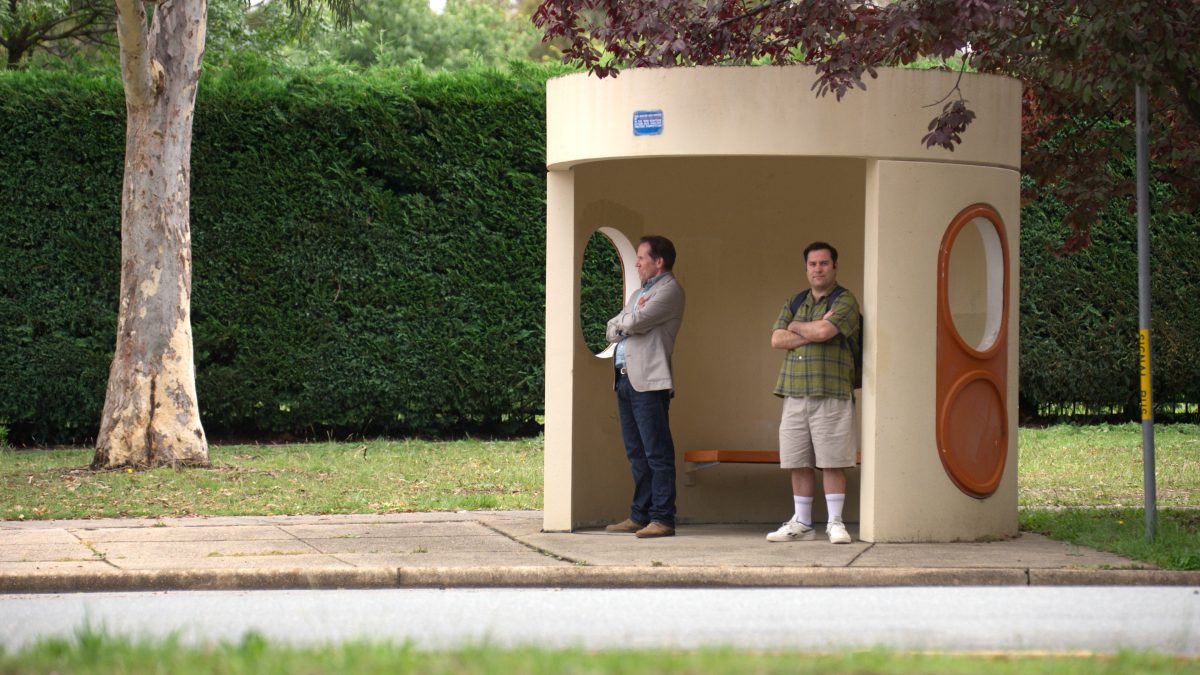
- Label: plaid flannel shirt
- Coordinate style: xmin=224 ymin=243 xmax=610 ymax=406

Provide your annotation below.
xmin=772 ymin=285 xmax=860 ymax=400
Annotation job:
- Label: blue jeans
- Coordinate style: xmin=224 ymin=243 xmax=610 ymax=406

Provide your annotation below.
xmin=615 ymin=372 xmax=676 ymax=527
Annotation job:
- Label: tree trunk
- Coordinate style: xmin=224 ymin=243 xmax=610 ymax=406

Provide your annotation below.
xmin=3 ymin=31 xmax=31 ymax=68
xmin=93 ymin=0 xmax=209 ymax=468
xmin=6 ymin=44 xmax=24 ymax=68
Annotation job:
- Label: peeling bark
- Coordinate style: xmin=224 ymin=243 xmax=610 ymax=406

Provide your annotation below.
xmin=94 ymin=0 xmax=209 ymax=468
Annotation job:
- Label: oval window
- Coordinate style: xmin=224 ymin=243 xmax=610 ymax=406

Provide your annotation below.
xmin=946 ymin=216 xmax=1006 ymax=354
xmin=936 ymin=204 xmax=1010 ymax=499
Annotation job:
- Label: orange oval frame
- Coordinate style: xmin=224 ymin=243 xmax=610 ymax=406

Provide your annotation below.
xmin=936 ymin=204 xmax=1010 ymax=499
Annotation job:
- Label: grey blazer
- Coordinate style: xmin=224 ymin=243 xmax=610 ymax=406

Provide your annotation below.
xmin=605 ymin=273 xmax=685 ymax=392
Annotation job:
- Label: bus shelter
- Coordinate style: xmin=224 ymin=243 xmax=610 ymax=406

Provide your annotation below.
xmin=544 ymin=66 xmax=1021 ymax=542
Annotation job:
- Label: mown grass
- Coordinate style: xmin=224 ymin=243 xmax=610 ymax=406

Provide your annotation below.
xmin=0 ymin=438 xmax=541 ymax=519
xmin=1 ymin=631 xmax=1196 ymax=674
xmin=1015 ymin=423 xmax=1200 ymax=570
xmin=1018 ymin=424 xmax=1200 ymax=508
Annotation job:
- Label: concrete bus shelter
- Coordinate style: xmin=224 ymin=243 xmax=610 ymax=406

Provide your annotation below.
xmin=544 ymin=66 xmax=1021 ymax=542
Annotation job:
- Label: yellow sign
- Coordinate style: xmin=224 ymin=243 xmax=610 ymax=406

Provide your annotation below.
xmin=1139 ymin=329 xmax=1152 ymax=420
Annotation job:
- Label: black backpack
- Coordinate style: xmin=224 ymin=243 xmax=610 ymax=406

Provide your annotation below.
xmin=789 ymin=286 xmax=863 ymax=390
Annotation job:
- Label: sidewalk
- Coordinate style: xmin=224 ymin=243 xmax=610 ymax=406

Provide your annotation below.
xmin=2 ymin=511 xmax=1196 ymax=593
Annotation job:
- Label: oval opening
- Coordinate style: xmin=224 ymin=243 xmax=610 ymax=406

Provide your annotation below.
xmin=580 ymin=228 xmax=638 ymax=357
xmin=946 ymin=216 xmax=1005 ymax=353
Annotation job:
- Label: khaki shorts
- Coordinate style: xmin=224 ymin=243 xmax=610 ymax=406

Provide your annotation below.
xmin=779 ymin=396 xmax=856 ymax=469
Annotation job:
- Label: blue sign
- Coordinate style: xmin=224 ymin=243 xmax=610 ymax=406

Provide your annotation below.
xmin=633 ymin=110 xmax=663 ymax=136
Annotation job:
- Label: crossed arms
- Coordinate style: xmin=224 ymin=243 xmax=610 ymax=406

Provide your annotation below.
xmin=770 ymin=309 xmax=838 ymax=350
xmin=606 ymin=280 xmax=683 ymax=342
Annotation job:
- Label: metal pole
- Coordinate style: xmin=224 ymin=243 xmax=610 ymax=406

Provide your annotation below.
xmin=1135 ymin=84 xmax=1157 ymax=542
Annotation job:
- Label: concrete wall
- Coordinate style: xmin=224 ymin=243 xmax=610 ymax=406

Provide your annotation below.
xmin=859 ymin=161 xmax=1020 ymax=542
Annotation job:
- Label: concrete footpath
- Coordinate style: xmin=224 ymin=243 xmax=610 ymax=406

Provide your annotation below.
xmin=2 ymin=511 xmax=1197 ymax=593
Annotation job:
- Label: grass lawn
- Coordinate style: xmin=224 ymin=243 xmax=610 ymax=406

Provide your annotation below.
xmin=1020 ymin=507 xmax=1200 ymax=570
xmin=0 ymin=438 xmax=542 ymax=519
xmin=1 ymin=633 xmax=1196 ymax=674
xmin=1 ymin=423 xmax=1197 ymax=568
xmin=1018 ymin=424 xmax=1200 ymax=508
xmin=1016 ymin=423 xmax=1200 ymax=570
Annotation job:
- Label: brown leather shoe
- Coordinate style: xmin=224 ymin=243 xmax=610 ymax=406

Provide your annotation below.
xmin=635 ymin=521 xmax=676 ymax=538
xmin=605 ymin=518 xmax=647 ymax=534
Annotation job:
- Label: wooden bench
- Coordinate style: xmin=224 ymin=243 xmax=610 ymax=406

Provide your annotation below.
xmin=682 ymin=450 xmax=780 ymax=486
xmin=682 ymin=449 xmax=861 ymax=485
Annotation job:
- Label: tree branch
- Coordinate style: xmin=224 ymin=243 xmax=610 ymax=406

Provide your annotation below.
xmin=712 ymin=0 xmax=791 ymax=32
xmin=32 ymin=8 xmax=111 ymax=42
xmin=922 ymin=57 xmax=969 ymax=109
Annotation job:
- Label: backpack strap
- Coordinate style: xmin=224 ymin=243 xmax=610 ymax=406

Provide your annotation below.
xmin=788 ymin=289 xmax=811 ymax=317
xmin=825 ymin=286 xmax=846 ymax=314
xmin=790 ymin=286 xmax=846 ymax=318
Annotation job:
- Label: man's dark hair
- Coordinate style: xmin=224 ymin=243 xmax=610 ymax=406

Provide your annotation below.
xmin=640 ymin=235 xmax=677 ymax=270
xmin=804 ymin=241 xmax=838 ymax=264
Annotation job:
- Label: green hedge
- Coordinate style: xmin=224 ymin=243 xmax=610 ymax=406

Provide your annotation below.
xmin=0 ymin=70 xmax=124 ymax=445
xmin=1020 ymin=178 xmax=1200 ymax=419
xmin=1 ymin=62 xmax=1197 ymax=443
xmin=1 ymin=62 xmax=558 ymax=444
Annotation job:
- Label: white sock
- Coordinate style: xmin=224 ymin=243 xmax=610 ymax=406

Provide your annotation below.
xmin=793 ymin=496 xmax=813 ymax=526
xmin=826 ymin=493 xmax=846 ymax=522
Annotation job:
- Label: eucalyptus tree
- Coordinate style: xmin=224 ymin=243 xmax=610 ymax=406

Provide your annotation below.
xmin=92 ymin=0 xmax=350 ymax=468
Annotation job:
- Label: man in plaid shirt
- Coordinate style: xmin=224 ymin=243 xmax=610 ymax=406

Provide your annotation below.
xmin=766 ymin=241 xmax=860 ymax=545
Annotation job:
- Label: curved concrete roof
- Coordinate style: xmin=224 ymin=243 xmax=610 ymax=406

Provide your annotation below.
xmin=546 ymin=65 xmax=1021 ymax=171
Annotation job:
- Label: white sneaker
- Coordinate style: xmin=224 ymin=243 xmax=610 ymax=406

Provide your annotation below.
xmin=826 ymin=517 xmax=852 ymax=544
xmin=766 ymin=516 xmax=816 ymax=542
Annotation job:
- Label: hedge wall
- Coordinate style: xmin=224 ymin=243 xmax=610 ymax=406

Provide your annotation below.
xmin=1 ymin=63 xmax=1196 ymax=443
xmin=1019 ymin=180 xmax=1200 ymax=419
xmin=1 ymin=63 xmax=558 ymax=444
xmin=1 ymin=71 xmax=124 ymax=445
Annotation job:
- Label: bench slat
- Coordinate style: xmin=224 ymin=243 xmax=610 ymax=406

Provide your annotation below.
xmin=683 ymin=450 xmax=861 ymax=466
xmin=683 ymin=450 xmax=779 ymax=464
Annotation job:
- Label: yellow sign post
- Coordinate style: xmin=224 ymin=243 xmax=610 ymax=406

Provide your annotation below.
xmin=1139 ymin=329 xmax=1152 ymax=421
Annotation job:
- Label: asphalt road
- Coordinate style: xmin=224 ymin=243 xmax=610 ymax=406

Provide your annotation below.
xmin=3 ymin=587 xmax=1198 ymax=654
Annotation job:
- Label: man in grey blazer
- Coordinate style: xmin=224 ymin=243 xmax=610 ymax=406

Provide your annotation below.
xmin=603 ymin=235 xmax=685 ymax=538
